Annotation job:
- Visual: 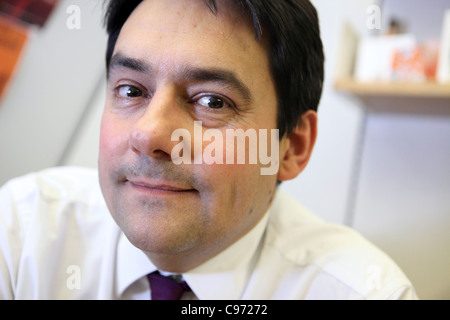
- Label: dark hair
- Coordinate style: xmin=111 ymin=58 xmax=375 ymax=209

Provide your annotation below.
xmin=104 ymin=0 xmax=324 ymax=137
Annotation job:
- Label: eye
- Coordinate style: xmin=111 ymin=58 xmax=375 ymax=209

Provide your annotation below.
xmin=196 ymin=95 xmax=230 ymax=109
xmin=116 ymin=85 xmax=145 ymax=98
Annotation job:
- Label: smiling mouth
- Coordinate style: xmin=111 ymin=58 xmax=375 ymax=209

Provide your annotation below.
xmin=126 ymin=180 xmax=197 ymax=194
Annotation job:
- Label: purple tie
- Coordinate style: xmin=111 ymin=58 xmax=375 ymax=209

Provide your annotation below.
xmin=147 ymin=271 xmax=191 ymax=300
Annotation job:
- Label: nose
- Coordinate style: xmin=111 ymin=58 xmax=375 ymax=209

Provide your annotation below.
xmin=128 ymin=87 xmax=186 ymax=161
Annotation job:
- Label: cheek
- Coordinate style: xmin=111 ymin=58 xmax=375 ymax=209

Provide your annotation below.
xmin=196 ymin=161 xmax=276 ymax=242
xmin=99 ymin=113 xmax=128 ymax=164
xmin=196 ymin=160 xmax=268 ymax=214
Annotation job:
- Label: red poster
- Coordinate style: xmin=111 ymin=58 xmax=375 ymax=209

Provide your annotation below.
xmin=0 ymin=0 xmax=59 ymax=27
xmin=0 ymin=16 xmax=28 ymax=100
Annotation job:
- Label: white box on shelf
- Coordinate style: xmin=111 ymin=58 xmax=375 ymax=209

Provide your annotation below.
xmin=437 ymin=9 xmax=450 ymax=84
xmin=334 ymin=20 xmax=359 ymax=80
xmin=354 ymin=34 xmax=416 ymax=82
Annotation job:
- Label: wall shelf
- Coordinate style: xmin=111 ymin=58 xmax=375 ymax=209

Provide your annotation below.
xmin=335 ymin=78 xmax=450 ymax=98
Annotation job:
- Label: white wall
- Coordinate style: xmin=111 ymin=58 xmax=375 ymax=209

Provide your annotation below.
xmin=0 ymin=0 xmax=106 ymax=185
xmin=353 ymin=104 xmax=450 ymax=299
xmin=61 ymin=80 xmax=105 ymax=168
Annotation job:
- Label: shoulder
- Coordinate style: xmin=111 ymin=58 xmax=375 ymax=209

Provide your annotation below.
xmin=0 ymin=167 xmax=118 ymax=299
xmin=0 ymin=166 xmax=109 ymax=236
xmin=2 ymin=166 xmax=103 ymax=204
xmin=262 ymin=190 xmax=417 ymax=299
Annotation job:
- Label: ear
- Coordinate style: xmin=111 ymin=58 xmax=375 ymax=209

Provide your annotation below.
xmin=277 ymin=110 xmax=317 ymax=181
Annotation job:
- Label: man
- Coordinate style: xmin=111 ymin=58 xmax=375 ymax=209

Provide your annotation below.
xmin=0 ymin=0 xmax=417 ymax=299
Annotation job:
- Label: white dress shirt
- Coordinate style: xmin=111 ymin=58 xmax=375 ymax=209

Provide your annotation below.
xmin=0 ymin=167 xmax=417 ymax=299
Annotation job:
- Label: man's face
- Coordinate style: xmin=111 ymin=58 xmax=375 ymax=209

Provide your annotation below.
xmin=98 ymin=0 xmax=285 ymax=270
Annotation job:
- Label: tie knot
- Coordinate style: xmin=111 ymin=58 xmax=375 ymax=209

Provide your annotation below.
xmin=147 ymin=271 xmax=191 ymax=300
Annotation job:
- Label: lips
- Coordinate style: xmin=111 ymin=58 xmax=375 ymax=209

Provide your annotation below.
xmin=127 ymin=179 xmax=196 ymax=193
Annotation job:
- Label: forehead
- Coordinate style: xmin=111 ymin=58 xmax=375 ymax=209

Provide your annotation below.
xmin=114 ymin=0 xmax=270 ymax=79
xmin=126 ymin=0 xmax=253 ymax=42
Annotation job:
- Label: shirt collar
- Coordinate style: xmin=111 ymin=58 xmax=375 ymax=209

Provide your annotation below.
xmin=116 ymin=232 xmax=156 ymax=297
xmin=116 ymin=205 xmax=271 ymax=299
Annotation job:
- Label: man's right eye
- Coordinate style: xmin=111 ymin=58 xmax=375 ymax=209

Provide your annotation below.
xmin=116 ymin=85 xmax=144 ymax=98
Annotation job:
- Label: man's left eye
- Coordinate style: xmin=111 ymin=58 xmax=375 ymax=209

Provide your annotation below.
xmin=197 ymin=96 xmax=227 ymax=109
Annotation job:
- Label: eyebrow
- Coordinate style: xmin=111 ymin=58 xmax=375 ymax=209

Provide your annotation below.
xmin=108 ymin=53 xmax=253 ymax=103
xmin=109 ymin=53 xmax=150 ymax=74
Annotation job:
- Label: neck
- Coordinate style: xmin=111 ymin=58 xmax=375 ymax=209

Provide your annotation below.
xmin=144 ymin=240 xmax=227 ymax=273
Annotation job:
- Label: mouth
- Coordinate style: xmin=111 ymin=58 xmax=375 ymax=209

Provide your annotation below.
xmin=126 ymin=179 xmax=197 ymax=195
